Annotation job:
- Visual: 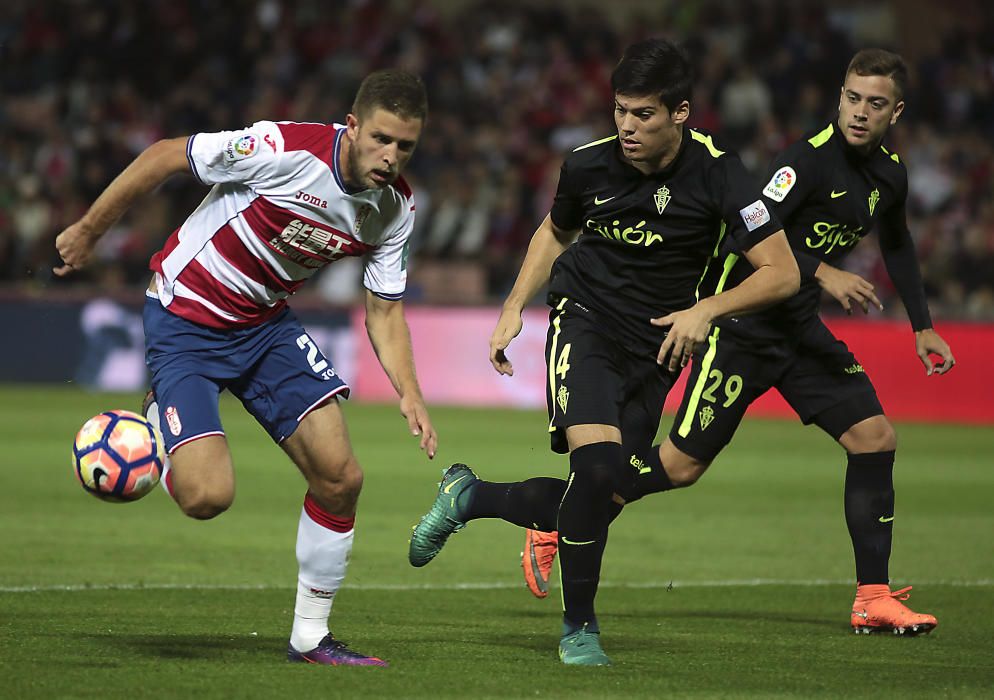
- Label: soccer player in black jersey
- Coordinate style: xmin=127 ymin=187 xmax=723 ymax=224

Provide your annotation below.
xmin=407 ymin=38 xmax=800 ymax=665
xmin=521 ymin=49 xmax=955 ymax=637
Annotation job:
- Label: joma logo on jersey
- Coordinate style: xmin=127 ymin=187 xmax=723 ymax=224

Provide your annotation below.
xmin=295 ymin=191 xmax=328 ymax=208
xmin=586 ymin=219 xmax=663 ymax=247
xmin=271 ymin=219 xmax=355 ymax=266
xmin=805 ymin=222 xmax=865 ymax=253
xmin=844 ymin=363 xmax=865 ymax=375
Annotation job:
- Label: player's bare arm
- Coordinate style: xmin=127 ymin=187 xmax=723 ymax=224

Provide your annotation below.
xmin=652 ymin=230 xmax=799 ymax=370
xmin=814 ymin=262 xmax=884 ymax=314
xmin=489 ymin=214 xmax=579 ymax=376
xmin=54 ymin=137 xmax=191 ymax=276
xmin=364 ymin=290 xmax=437 ymax=458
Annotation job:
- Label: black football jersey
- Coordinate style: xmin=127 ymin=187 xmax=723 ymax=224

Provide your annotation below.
xmin=548 ymin=129 xmax=782 ymax=358
xmin=709 ymin=121 xmax=911 ymax=341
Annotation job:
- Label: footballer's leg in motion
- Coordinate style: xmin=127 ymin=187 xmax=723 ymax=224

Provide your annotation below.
xmin=780 ymin=317 xmax=937 ymax=636
xmin=282 ymin=399 xmax=388 ymax=665
xmin=142 ymin=299 xmax=387 ymax=665
xmin=410 ymin=438 xmax=623 ymax=665
xmin=408 ymin=464 xmax=566 ymax=568
xmin=834 ymin=414 xmax=936 ymax=635
xmin=520 ymin=440 xmax=701 ymax=598
xmin=142 ymin=389 xmax=233 ymax=514
xmin=518 ymin=359 xmax=700 ymax=600
xmin=410 ymin=463 xmax=618 ymax=660
xmin=140 ymin=293 xmax=238 ymax=521
xmin=411 ymin=304 xmax=681 ymax=666
xmin=144 ymin=396 xmax=386 ymax=665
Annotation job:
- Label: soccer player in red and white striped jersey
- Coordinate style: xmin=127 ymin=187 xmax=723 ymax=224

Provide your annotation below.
xmin=55 ymin=70 xmax=437 ymax=666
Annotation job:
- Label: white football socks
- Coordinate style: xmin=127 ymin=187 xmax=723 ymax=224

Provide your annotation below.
xmin=289 ymin=499 xmax=354 ymax=652
xmin=143 ymin=398 xmax=175 ymax=499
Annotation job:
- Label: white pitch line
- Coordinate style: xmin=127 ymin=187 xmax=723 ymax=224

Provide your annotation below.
xmin=1 ymin=579 xmax=992 ymax=593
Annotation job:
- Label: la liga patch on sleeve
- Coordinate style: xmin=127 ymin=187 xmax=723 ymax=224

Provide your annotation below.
xmin=739 ymin=200 xmax=772 ymax=232
xmin=763 ymin=166 xmax=796 ymax=202
xmin=223 ymin=132 xmax=260 ymax=163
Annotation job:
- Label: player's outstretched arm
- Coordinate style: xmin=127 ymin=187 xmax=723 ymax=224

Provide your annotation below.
xmin=489 ymin=214 xmax=578 ymax=376
xmin=813 ymin=261 xmax=884 ymax=315
xmin=652 ymin=230 xmax=800 ymax=371
xmin=364 ymin=291 xmax=437 ymax=458
xmin=53 ymin=137 xmax=191 ymax=276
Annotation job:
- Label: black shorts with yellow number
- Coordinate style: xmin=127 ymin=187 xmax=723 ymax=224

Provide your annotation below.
xmin=545 ymin=297 xmax=678 ymax=454
xmin=668 ymin=317 xmax=883 ymax=462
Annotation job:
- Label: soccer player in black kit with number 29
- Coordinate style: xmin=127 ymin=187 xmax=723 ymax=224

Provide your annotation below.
xmin=407 ymin=38 xmax=801 ymax=665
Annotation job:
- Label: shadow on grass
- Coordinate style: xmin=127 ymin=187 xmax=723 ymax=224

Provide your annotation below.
xmin=611 ymin=608 xmax=840 ymax=630
xmin=507 ymin=605 xmax=839 ymax=631
xmin=84 ymin=632 xmax=285 ymax=661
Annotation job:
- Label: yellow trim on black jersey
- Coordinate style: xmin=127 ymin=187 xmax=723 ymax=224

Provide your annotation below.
xmin=690 ymin=130 xmax=725 ymax=158
xmin=808 ymin=123 xmax=834 ymax=148
xmin=714 ymin=252 xmax=740 ymax=295
xmin=880 ymin=145 xmax=901 ymax=163
xmin=694 ymin=221 xmax=728 ymax=300
xmin=573 ymin=135 xmax=618 ymax=152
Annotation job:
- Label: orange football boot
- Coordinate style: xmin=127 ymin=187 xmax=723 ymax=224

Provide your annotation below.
xmin=522 ymin=528 xmax=558 ymax=598
xmin=851 ymin=584 xmax=937 ymax=636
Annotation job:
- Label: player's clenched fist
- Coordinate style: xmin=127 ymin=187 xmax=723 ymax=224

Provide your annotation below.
xmin=54 ymin=221 xmax=99 ymax=276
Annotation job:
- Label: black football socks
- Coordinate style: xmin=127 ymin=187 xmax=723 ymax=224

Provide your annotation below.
xmin=462 ymin=477 xmax=566 ymax=531
xmin=557 ymin=442 xmax=622 ymax=629
xmin=844 ymin=450 xmax=896 ymax=584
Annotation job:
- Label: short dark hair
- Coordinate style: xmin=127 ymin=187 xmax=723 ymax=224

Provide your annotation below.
xmin=611 ymin=38 xmax=693 ymax=113
xmin=846 ymin=48 xmax=908 ymax=100
xmin=352 ymin=69 xmax=428 ymax=122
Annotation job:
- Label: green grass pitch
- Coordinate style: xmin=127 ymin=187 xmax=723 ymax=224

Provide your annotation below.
xmin=1 ymin=385 xmax=992 ymax=698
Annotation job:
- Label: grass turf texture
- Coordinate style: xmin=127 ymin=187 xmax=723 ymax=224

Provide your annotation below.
xmin=1 ymin=385 xmax=992 ymax=698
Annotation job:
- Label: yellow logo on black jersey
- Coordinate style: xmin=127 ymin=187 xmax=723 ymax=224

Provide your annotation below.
xmin=805 ymin=222 xmax=865 ymax=253
xmin=868 ymin=188 xmax=880 ymax=216
xmin=654 ymin=186 xmax=671 ymax=214
xmin=586 ymin=218 xmax=664 ymax=247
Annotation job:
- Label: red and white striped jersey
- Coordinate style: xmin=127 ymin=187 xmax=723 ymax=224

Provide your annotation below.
xmin=148 ymin=120 xmax=415 ymax=329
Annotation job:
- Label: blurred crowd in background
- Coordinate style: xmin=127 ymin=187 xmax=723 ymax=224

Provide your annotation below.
xmin=2 ymin=0 xmax=993 ymax=321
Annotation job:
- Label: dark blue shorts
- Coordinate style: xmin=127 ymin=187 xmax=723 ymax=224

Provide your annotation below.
xmin=143 ymin=297 xmax=349 ymax=453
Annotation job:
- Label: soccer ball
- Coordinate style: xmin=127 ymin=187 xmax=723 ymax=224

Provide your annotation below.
xmin=73 ymin=410 xmax=164 ymax=502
